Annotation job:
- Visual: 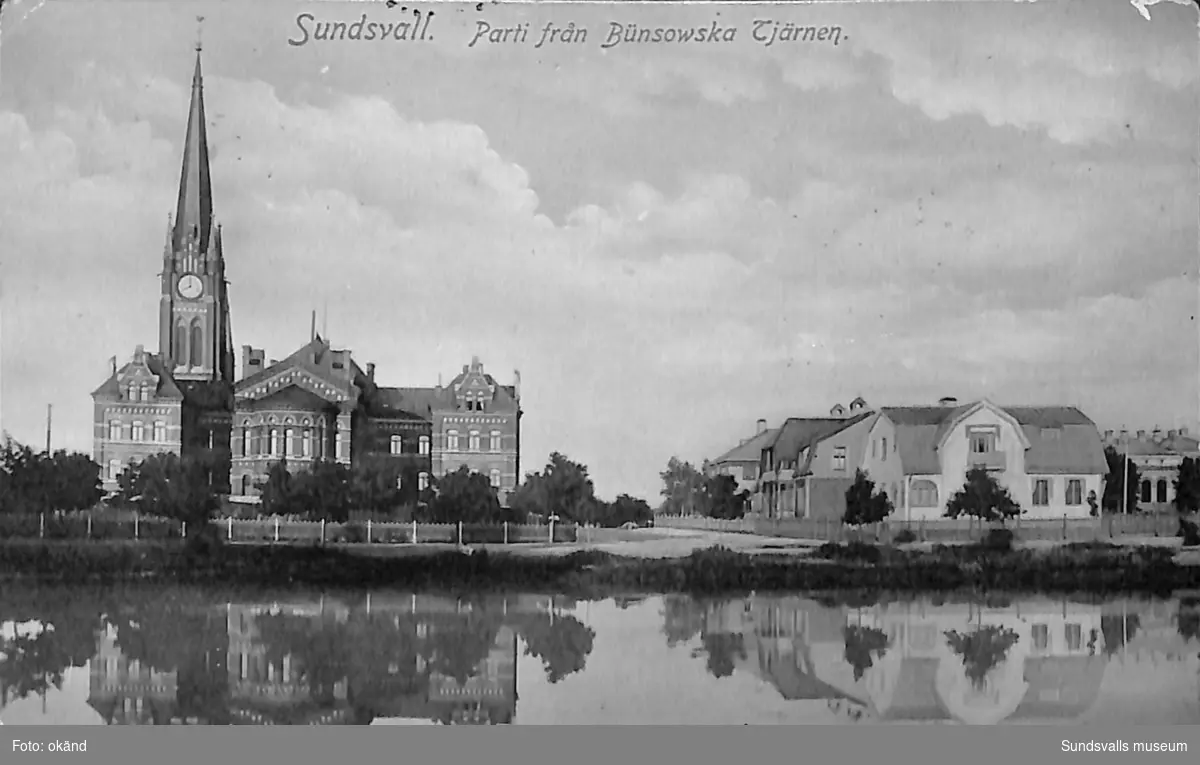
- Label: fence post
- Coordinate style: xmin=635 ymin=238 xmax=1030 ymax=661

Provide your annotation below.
xmin=87 ymin=513 xmax=92 ymax=539
xmin=549 ymin=518 xmax=555 ymax=544
xmin=134 ymin=512 xmax=140 ymax=540
xmin=320 ymin=518 xmax=326 ymax=546
xmin=412 ymin=520 xmax=418 ymax=544
xmin=458 ymin=522 xmax=463 ymax=547
xmin=39 ymin=512 xmax=45 ymax=539
xmin=919 ymin=517 xmax=925 ymax=543
xmin=227 ymin=516 xmax=233 ymax=540
xmin=503 ymin=522 xmax=509 ymax=545
xmin=274 ymin=517 xmax=280 ymax=543
xmin=182 ymin=521 xmax=187 ymax=540
xmin=367 ymin=519 xmax=372 ymax=544
xmin=1062 ymin=514 xmax=1067 ymax=541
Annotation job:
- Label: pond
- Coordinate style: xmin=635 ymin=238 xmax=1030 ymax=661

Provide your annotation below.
xmin=1 ymin=586 xmax=1197 ymax=725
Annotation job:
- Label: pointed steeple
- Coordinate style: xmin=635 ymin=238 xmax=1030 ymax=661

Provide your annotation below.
xmin=172 ymin=45 xmax=213 ymax=255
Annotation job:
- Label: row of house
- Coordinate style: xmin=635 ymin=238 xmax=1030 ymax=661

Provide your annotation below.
xmin=705 ymin=397 xmax=1118 ymax=522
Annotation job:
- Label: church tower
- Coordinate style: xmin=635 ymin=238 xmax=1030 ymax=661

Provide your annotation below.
xmin=158 ymin=45 xmax=235 ymax=385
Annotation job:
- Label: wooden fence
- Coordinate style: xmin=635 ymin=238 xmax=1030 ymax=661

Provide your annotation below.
xmin=656 ymin=512 xmax=1184 ymax=545
xmin=0 ymin=512 xmax=579 ymax=545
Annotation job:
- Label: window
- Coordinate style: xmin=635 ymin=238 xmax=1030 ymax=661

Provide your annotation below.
xmin=303 ymin=430 xmax=313 ymax=458
xmin=153 ymin=421 xmax=166 ymax=443
xmin=109 ymin=420 xmax=122 ymax=440
xmin=269 ymin=429 xmax=280 ymax=456
xmin=1140 ymin=480 xmax=1151 ymax=503
xmin=189 ymin=320 xmax=203 ymax=367
xmin=141 ymin=384 xmax=151 ymax=401
xmin=1065 ymin=624 xmax=1082 ymax=652
xmin=490 ymin=469 xmax=501 ymax=488
xmin=1032 ymin=479 xmax=1050 ymax=506
xmin=911 ymin=480 xmax=938 ymax=508
xmin=175 ymin=323 xmax=187 ymax=365
xmin=872 ymin=440 xmax=877 ymax=458
xmin=336 ymin=431 xmax=347 ymax=460
xmin=128 ymin=383 xmax=139 ymax=402
xmin=242 ymin=428 xmax=251 ymax=456
xmin=469 ymin=431 xmax=480 ymax=452
xmin=832 ymin=446 xmax=847 ymax=472
xmin=285 ymin=428 xmax=295 ymax=457
xmin=743 ymin=465 xmax=757 ymax=481
xmin=969 ymin=428 xmax=997 ymax=454
xmin=447 ymin=430 xmax=459 ymax=451
xmin=240 ymin=475 xmax=250 ymax=496
xmin=1066 ymin=479 xmax=1083 ymax=506
xmin=390 ymin=435 xmax=403 ymax=455
xmin=108 ymin=460 xmax=122 ymax=481
xmin=1032 ymin=624 xmax=1049 ymax=652
xmin=419 ymin=435 xmax=430 ymax=455
xmin=490 ymin=430 xmax=501 ymax=452
xmin=418 ymin=472 xmax=429 ymax=491
xmin=881 ymin=437 xmax=888 ymax=462
xmin=132 ymin=421 xmax=144 ymax=441
xmin=1156 ymin=480 xmax=1168 ymax=503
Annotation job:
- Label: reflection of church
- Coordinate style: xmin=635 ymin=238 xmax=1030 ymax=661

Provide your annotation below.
xmin=705 ymin=596 xmax=1118 ymax=725
xmin=83 ymin=594 xmax=525 ymax=726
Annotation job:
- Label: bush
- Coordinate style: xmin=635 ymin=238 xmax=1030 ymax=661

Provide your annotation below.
xmin=980 ymin=527 xmax=1015 ymax=552
xmin=342 ymin=522 xmax=369 ymax=544
xmin=814 ymin=541 xmax=882 ymax=565
xmin=893 ymin=529 xmax=917 ymax=544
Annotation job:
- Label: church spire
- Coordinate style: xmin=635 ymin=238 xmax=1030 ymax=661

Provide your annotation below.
xmin=172 ymin=32 xmax=213 ymax=256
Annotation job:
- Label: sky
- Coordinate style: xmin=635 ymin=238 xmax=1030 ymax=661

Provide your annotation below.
xmin=0 ymin=0 xmax=1196 ymax=502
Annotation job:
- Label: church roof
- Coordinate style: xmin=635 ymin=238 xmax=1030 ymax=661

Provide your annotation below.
xmin=172 ymin=49 xmax=214 ymax=255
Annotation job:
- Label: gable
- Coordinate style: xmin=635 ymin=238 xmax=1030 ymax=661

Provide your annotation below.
xmin=242 ymin=385 xmax=341 ymax=412
xmin=935 ymin=400 xmax=1031 ymax=451
xmin=237 ymin=365 xmax=351 ymax=406
xmin=712 ymin=428 xmax=779 ymax=464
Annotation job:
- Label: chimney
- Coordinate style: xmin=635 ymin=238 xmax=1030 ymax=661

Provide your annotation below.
xmin=1103 ymin=430 xmax=1114 ymax=441
xmin=513 ymin=369 xmax=521 ymax=400
xmin=756 ymin=418 xmax=767 ymax=435
xmin=1119 ymin=429 xmax=1128 ymax=440
xmin=1151 ymin=428 xmax=1163 ymax=442
xmin=471 ymin=355 xmax=481 ymax=371
xmin=241 ymin=345 xmax=255 ymax=374
xmin=1168 ymin=429 xmax=1178 ymax=440
xmin=310 ymin=310 xmax=317 ymax=342
xmin=937 ymin=396 xmax=958 ymax=407
xmin=1181 ymin=427 xmax=1190 ymax=437
xmin=462 ymin=364 xmax=469 ymax=375
xmin=366 ymin=362 xmax=376 ymax=381
xmin=1136 ymin=430 xmax=1146 ymax=440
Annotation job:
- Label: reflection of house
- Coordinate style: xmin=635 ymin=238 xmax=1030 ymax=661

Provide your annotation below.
xmin=87 ymin=626 xmax=177 ymax=725
xmin=1101 ymin=429 xmax=1199 ymax=511
xmin=714 ymin=595 xmax=1112 ymax=725
xmin=425 ymin=625 xmax=518 ymax=725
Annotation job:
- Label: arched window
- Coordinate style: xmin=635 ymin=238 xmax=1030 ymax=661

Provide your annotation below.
xmin=242 ymin=428 xmax=251 ymax=456
xmin=1156 ymin=479 xmax=1168 ymax=503
xmin=490 ymin=430 xmax=501 ymax=452
xmin=131 ymin=421 xmax=144 ymax=441
xmin=189 ymin=320 xmax=203 ymax=367
xmin=447 ymin=430 xmax=459 ymax=451
xmin=269 ymin=428 xmax=280 ymax=456
xmin=391 ymin=435 xmax=403 ymax=455
xmin=418 ymin=472 xmax=429 ymax=491
xmin=1140 ymin=480 xmax=1151 ymax=503
xmin=141 ymin=384 xmax=152 ymax=401
xmin=910 ymin=479 xmax=939 ymax=508
xmin=285 ymin=428 xmax=296 ymax=457
xmin=419 ymin=435 xmax=430 ymax=455
xmin=303 ymin=429 xmax=313 ymax=458
xmin=153 ymin=421 xmax=166 ymax=443
xmin=109 ymin=420 xmax=122 ymax=441
xmin=175 ymin=323 xmax=188 ymax=365
xmin=127 ymin=383 xmax=139 ymax=402
xmin=469 ymin=431 xmax=480 ymax=452
xmin=336 ymin=430 xmax=348 ymax=460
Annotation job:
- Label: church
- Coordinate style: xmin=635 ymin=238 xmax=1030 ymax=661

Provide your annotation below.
xmin=90 ymin=46 xmax=522 ymax=506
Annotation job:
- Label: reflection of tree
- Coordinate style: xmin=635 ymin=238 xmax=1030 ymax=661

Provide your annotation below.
xmin=1178 ymin=598 xmax=1199 ymax=644
xmin=661 ymin=595 xmax=704 ymax=648
xmin=944 ymin=626 xmax=1020 ymax=690
xmin=843 ymin=625 xmax=890 ymax=681
xmin=254 ymin=613 xmax=350 ymax=706
xmin=697 ymin=632 xmax=746 ymax=679
xmin=1100 ymin=612 xmax=1142 ymax=656
xmin=513 ymin=613 xmax=596 ymax=684
xmin=427 ymin=611 xmax=504 ymax=685
xmin=0 ymin=593 xmax=104 ymax=702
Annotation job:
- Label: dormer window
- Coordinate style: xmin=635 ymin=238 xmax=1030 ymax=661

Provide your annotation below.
xmin=127 ymin=383 xmax=139 ymax=402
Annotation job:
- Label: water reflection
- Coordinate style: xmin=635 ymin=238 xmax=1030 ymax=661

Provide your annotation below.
xmin=1 ymin=589 xmax=1197 ymax=725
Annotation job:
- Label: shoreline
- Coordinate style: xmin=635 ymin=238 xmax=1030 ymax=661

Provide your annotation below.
xmin=1 ymin=537 xmax=1198 ymax=595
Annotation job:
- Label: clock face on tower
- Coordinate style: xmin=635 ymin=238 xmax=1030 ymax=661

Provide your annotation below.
xmin=177 ymin=273 xmax=204 ymax=300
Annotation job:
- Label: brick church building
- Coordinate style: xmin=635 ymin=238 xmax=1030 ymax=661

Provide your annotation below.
xmin=91 ymin=47 xmax=522 ymax=505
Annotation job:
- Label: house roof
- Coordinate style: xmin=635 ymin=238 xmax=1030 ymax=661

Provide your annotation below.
xmin=235 ymin=335 xmax=358 ymax=401
xmin=769 ymin=413 xmax=873 ymax=467
xmin=1115 ymin=435 xmax=1200 ymax=457
xmin=1010 ymin=656 xmax=1106 ymax=720
xmin=372 ymin=386 xmax=441 ymax=420
xmin=711 ymin=428 xmax=779 ymax=464
xmin=880 ymin=404 xmax=1107 ymax=476
xmin=92 ymin=350 xmax=185 ymax=402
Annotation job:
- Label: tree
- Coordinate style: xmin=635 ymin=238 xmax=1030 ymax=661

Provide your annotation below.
xmin=843 ymin=469 xmax=893 ymax=526
xmin=944 ymin=467 xmax=1021 ymax=523
xmin=843 ymin=625 xmax=891 ymax=681
xmin=257 ymin=459 xmax=296 ymax=516
xmin=1174 ymin=457 xmax=1200 ymax=514
xmin=122 ymin=452 xmax=219 ymax=525
xmin=427 ymin=467 xmax=502 ymax=524
xmin=702 ymin=474 xmax=747 ymax=520
xmin=944 ymin=626 xmax=1020 ymax=690
xmin=659 ymin=457 xmax=706 ymax=516
xmin=511 ymin=453 xmax=595 ymax=523
xmin=1102 ymin=446 xmax=1140 ymax=514
xmin=349 ymin=456 xmax=404 ymax=516
xmin=605 ymin=494 xmax=654 ymax=527
xmin=291 ymin=460 xmax=354 ymax=522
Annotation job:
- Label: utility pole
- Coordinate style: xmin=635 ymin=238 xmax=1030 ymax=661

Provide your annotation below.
xmin=45 ymin=404 xmax=52 ymax=454
xmin=1120 ymin=430 xmax=1129 ymax=516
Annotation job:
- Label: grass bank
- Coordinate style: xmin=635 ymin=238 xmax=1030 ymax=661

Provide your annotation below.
xmin=0 ymin=536 xmax=1196 ymax=595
